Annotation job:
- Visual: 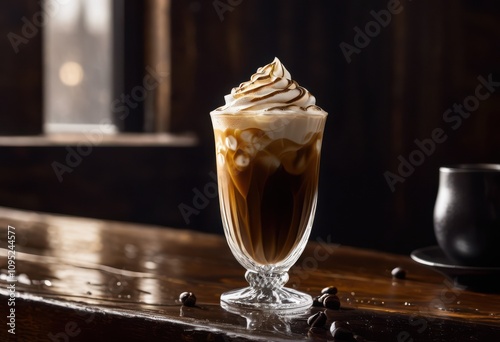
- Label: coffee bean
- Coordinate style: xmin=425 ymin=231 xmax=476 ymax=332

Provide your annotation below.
xmin=307 ymin=311 xmax=327 ymax=328
xmin=312 ymin=295 xmax=323 ymax=307
xmin=331 ymin=326 xmax=354 ymax=340
xmin=391 ymin=267 xmax=407 ymax=280
xmin=323 ymin=294 xmax=341 ymax=310
xmin=318 ymin=293 xmax=330 ymax=303
xmin=330 ymin=320 xmax=348 ymax=331
xmin=321 ymin=286 xmax=338 ymax=295
xmin=179 ymin=291 xmax=196 ymax=307
xmin=307 ymin=312 xmax=321 ymax=326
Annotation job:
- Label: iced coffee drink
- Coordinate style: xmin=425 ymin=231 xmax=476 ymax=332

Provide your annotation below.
xmin=211 ymin=58 xmax=327 ymax=312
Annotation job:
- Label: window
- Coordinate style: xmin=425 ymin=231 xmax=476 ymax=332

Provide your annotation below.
xmin=44 ymin=0 xmax=115 ymax=134
xmin=1 ymin=0 xmax=174 ymax=137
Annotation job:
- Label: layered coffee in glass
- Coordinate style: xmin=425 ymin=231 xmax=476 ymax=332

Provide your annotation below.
xmin=211 ymin=58 xmax=327 ymax=313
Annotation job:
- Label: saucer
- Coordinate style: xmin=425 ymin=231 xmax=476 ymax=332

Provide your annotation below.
xmin=410 ymin=246 xmax=500 ymax=292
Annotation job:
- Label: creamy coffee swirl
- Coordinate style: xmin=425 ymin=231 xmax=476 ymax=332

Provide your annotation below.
xmin=213 ymin=116 xmax=325 ymax=265
xmin=211 ymin=58 xmax=327 ymax=267
xmin=212 ymin=57 xmax=326 ymax=115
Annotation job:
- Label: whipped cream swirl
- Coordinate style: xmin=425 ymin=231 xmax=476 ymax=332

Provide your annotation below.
xmin=211 ymin=57 xmax=326 ymax=115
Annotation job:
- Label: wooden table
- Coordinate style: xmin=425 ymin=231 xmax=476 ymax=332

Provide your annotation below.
xmin=1 ymin=207 xmax=499 ymax=341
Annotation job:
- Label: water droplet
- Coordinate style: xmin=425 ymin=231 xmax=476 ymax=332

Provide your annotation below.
xmin=43 ymin=280 xmax=52 ymax=287
xmin=126 ymin=295 xmax=131 ymax=299
xmin=144 ymin=261 xmax=157 ymax=269
xmin=350 ymin=292 xmax=356 ymax=296
xmin=18 ymin=273 xmax=31 ymax=285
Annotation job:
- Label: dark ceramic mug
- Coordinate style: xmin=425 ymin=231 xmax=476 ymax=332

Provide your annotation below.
xmin=433 ymin=164 xmax=500 ymax=267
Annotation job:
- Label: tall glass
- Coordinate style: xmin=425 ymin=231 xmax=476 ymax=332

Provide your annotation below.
xmin=211 ymin=112 xmax=327 ymax=313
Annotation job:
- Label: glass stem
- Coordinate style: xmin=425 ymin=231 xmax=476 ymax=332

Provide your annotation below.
xmin=245 ymin=270 xmax=289 ymax=300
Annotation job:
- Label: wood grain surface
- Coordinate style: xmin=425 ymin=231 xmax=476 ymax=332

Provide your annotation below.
xmin=0 ymin=207 xmax=499 ymax=341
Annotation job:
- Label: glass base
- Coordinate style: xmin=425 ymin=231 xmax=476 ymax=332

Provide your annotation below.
xmin=220 ymin=271 xmax=312 ymax=314
xmin=221 ymin=287 xmax=312 ymax=314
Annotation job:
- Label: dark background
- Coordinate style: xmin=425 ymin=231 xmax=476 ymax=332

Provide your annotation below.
xmin=1 ymin=0 xmax=499 ymax=254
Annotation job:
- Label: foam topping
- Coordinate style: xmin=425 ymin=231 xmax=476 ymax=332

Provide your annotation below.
xmin=211 ymin=57 xmax=327 ymax=115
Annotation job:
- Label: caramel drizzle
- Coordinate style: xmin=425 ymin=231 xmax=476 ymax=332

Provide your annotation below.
xmin=215 ymin=57 xmax=325 ymax=114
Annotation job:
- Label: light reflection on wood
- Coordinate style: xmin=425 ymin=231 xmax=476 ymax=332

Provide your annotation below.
xmin=0 ymin=206 xmax=499 ymax=341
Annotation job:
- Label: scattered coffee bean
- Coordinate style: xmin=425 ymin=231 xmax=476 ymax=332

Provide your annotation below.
xmin=179 ymin=291 xmax=196 ymax=307
xmin=307 ymin=311 xmax=327 ymax=328
xmin=323 ymin=294 xmax=341 ymax=310
xmin=391 ymin=267 xmax=407 ymax=280
xmin=307 ymin=312 xmax=321 ymax=326
xmin=330 ymin=320 xmax=348 ymax=331
xmin=318 ymin=293 xmax=329 ymax=303
xmin=331 ymin=326 xmax=354 ymax=340
xmin=312 ymin=295 xmax=323 ymax=307
xmin=321 ymin=286 xmax=338 ymax=295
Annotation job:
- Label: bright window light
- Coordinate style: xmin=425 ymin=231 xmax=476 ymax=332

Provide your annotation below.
xmin=43 ymin=0 xmax=116 ymax=134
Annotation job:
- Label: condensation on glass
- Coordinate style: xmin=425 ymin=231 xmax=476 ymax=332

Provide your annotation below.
xmin=43 ymin=0 xmax=116 ymax=133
